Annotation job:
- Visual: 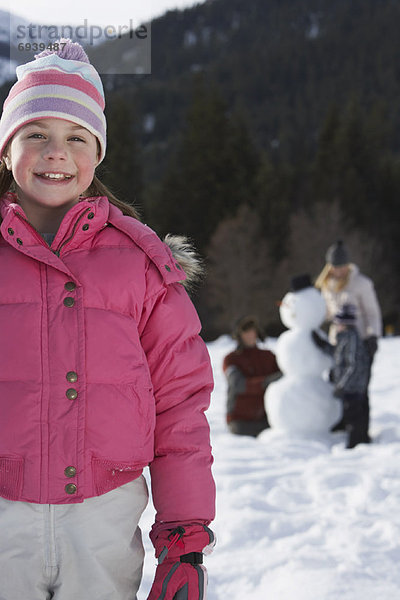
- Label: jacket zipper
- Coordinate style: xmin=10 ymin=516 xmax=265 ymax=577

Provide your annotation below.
xmin=53 ymin=208 xmax=91 ymax=257
xmin=16 ymin=207 xmax=91 ymax=257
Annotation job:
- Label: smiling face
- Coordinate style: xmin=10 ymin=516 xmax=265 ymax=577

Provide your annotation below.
xmin=2 ymin=118 xmax=99 ymax=220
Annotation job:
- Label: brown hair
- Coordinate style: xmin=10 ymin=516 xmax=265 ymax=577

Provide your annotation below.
xmin=0 ymin=162 xmax=13 ymax=197
xmin=232 ymin=315 xmax=263 ymax=345
xmin=0 ymin=162 xmax=141 ymax=221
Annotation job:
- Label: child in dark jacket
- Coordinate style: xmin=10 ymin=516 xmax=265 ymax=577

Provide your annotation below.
xmin=312 ymin=304 xmax=371 ymax=448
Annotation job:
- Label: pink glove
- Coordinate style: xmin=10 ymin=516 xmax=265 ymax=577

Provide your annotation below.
xmin=146 ymin=558 xmax=208 ymax=600
xmin=147 ymin=524 xmax=215 ymax=600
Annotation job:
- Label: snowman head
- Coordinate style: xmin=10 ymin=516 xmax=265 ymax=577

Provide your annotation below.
xmin=280 ymin=286 xmax=326 ymax=330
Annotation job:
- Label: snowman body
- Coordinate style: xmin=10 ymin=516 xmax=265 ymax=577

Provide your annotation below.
xmin=265 ymin=287 xmax=342 ymax=435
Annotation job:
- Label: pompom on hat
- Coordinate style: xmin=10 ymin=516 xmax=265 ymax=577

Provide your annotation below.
xmin=0 ymin=39 xmax=106 ymax=163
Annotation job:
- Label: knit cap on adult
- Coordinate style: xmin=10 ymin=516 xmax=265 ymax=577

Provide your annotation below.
xmin=325 ymin=240 xmax=349 ymax=266
xmin=0 ymin=39 xmax=106 ymax=162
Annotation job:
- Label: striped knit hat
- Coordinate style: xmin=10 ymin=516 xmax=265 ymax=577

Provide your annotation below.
xmin=0 ymin=39 xmax=106 ymax=163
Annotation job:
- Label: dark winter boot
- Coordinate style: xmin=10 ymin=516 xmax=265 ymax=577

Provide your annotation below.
xmin=346 ymin=423 xmax=369 ymax=449
xmin=343 ymin=393 xmax=370 ymax=448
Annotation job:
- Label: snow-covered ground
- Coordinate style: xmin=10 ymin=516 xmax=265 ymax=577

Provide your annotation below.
xmin=138 ymin=335 xmax=400 ymax=600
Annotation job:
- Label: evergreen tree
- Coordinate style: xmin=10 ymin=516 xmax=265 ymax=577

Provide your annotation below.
xmin=227 ymin=110 xmax=261 ymax=202
xmin=146 ymin=76 xmax=260 ymax=251
xmin=314 ymin=104 xmax=342 ymax=201
xmin=101 ymin=94 xmax=143 ymax=210
xmin=253 ymin=154 xmax=295 ymax=261
xmin=314 ymin=99 xmax=394 ymax=234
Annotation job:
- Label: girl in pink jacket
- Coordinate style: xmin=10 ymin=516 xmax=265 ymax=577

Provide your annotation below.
xmin=0 ymin=39 xmax=215 ymax=600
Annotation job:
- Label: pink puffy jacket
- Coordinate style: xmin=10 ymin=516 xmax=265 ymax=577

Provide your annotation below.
xmin=0 ymin=193 xmax=215 ymax=526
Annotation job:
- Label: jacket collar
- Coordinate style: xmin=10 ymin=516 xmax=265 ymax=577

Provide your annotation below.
xmin=0 ymin=193 xmax=185 ymax=285
xmin=0 ymin=192 xmax=109 ymax=278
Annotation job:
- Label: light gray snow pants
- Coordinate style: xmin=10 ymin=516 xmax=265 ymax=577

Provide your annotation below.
xmin=0 ymin=476 xmax=148 ymax=600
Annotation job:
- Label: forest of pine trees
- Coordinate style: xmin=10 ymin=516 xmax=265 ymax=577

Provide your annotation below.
xmin=98 ymin=74 xmax=398 ymax=338
xmin=96 ymin=0 xmax=400 ymax=339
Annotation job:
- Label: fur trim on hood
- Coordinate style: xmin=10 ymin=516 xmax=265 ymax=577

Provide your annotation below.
xmin=164 ymin=234 xmax=204 ymax=290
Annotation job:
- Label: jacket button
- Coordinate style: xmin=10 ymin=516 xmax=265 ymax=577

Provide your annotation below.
xmin=87 ymin=212 xmax=95 ymax=219
xmin=66 ymin=371 xmax=78 ymax=383
xmin=66 ymin=388 xmax=78 ymax=400
xmin=82 ymin=224 xmax=89 ymax=231
xmin=64 ymin=281 xmax=76 ymax=291
xmin=63 ymin=297 xmax=75 ymax=307
xmin=165 ymin=265 xmax=171 ymax=272
xmin=7 ymin=228 xmax=14 ymax=235
xmin=65 ymin=483 xmax=77 ymax=494
xmin=64 ymin=466 xmax=77 ymax=478
xmin=16 ymin=238 xmax=23 ymax=245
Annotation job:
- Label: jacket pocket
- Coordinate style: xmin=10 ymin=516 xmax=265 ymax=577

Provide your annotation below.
xmin=0 ymin=455 xmax=24 ymax=500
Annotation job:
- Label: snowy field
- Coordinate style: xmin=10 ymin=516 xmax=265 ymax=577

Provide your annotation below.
xmin=138 ymin=335 xmax=400 ymax=600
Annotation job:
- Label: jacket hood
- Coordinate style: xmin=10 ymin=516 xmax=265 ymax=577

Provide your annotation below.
xmin=163 ymin=234 xmax=204 ymax=290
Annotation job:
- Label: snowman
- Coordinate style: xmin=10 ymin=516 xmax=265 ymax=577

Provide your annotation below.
xmin=265 ymin=274 xmax=341 ymax=435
